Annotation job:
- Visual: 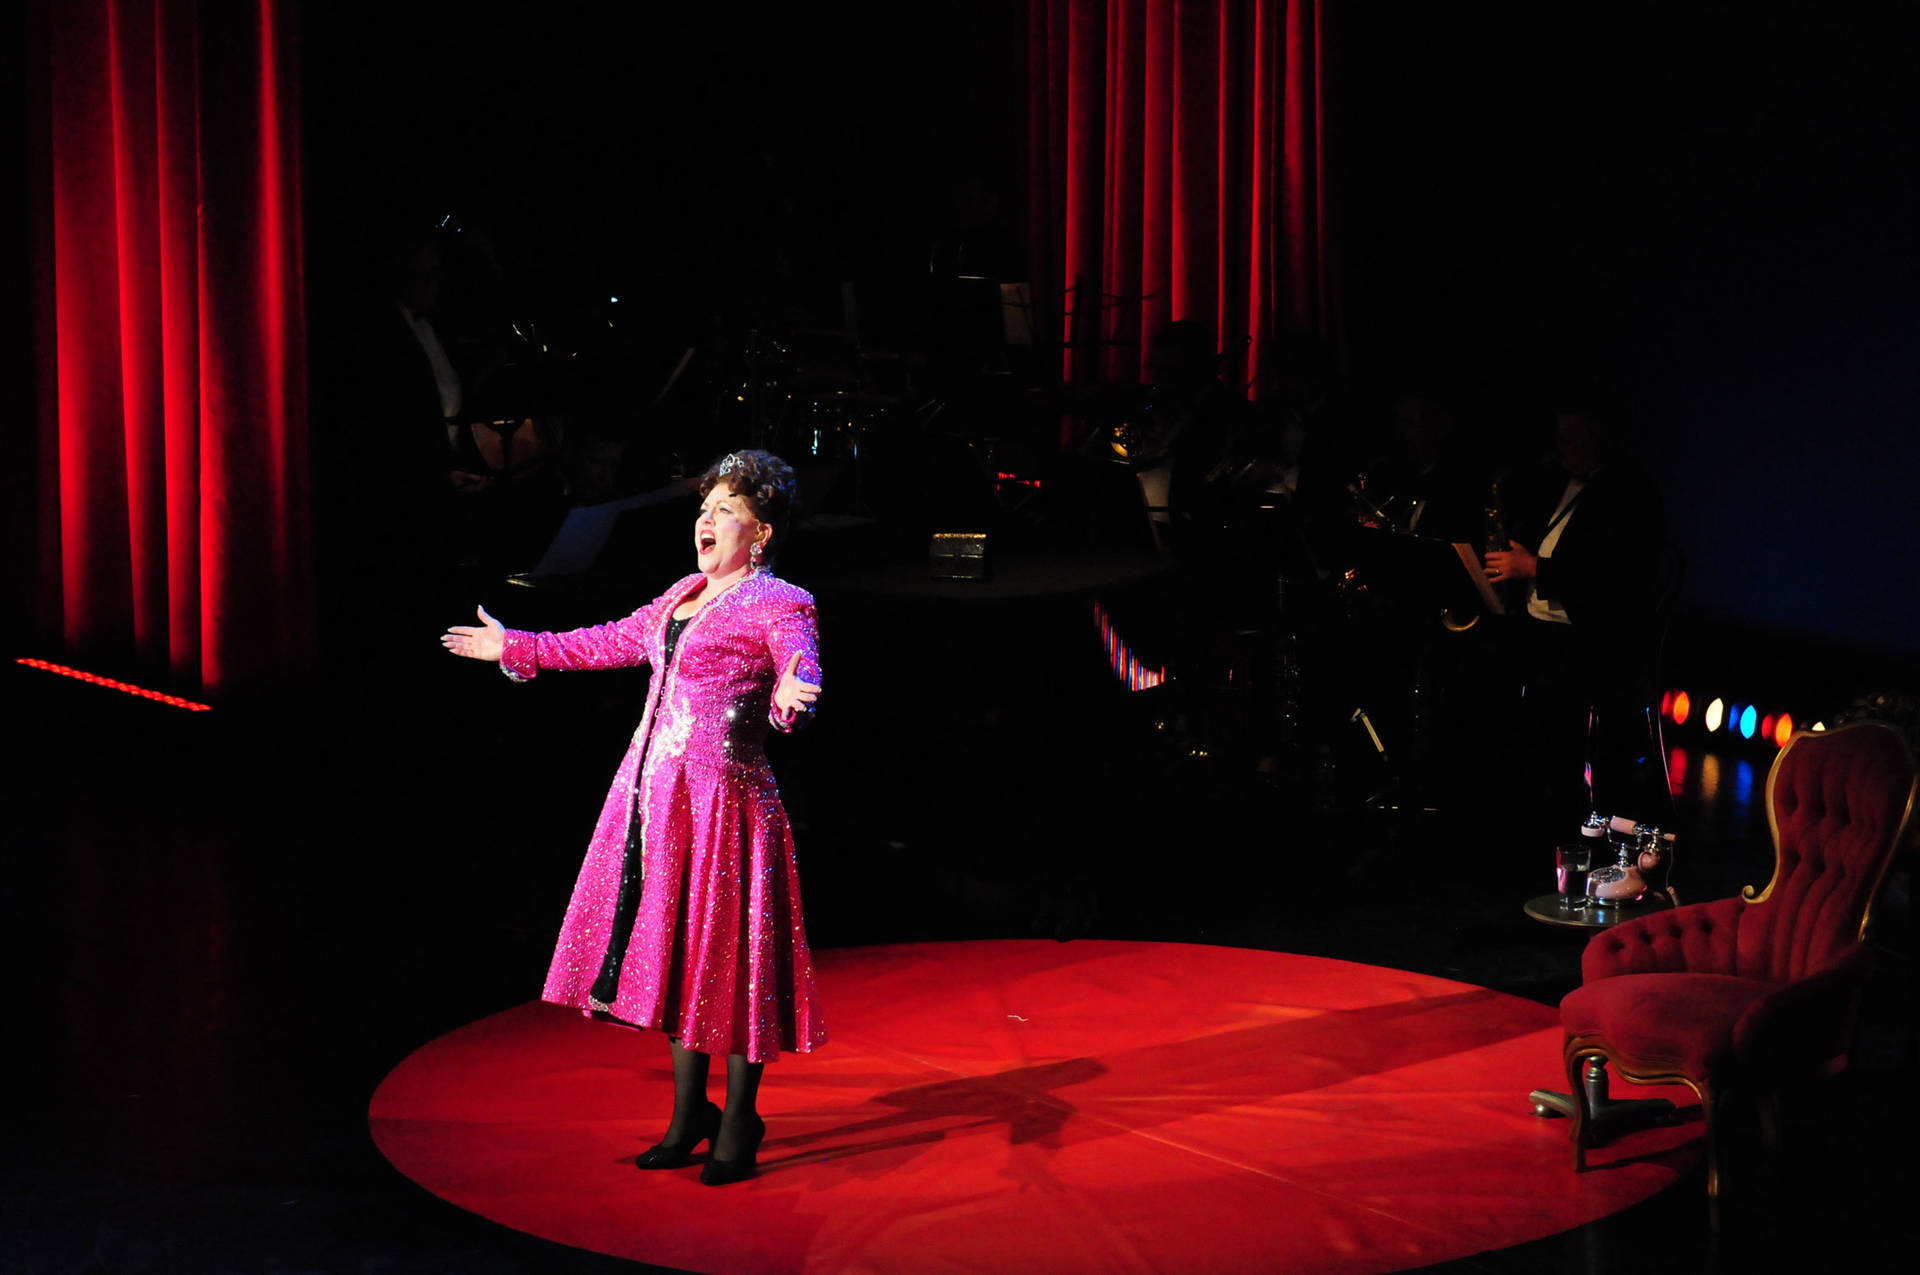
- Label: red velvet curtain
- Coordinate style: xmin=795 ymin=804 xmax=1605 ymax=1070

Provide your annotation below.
xmin=1026 ymin=0 xmax=1337 ymax=391
xmin=30 ymin=0 xmax=309 ymax=693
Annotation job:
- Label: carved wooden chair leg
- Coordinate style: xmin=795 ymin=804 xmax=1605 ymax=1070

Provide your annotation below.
xmin=1698 ymin=1081 xmax=1721 ymax=1202
xmin=1566 ymin=1043 xmax=1594 ymax=1172
xmin=1703 ymin=1083 xmax=1723 ymax=1233
xmin=1756 ymin=1090 xmax=1782 ymax=1154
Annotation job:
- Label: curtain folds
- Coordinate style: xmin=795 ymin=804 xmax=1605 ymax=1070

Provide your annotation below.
xmin=31 ymin=0 xmax=309 ymax=693
xmin=1026 ymin=0 xmax=1336 ymax=391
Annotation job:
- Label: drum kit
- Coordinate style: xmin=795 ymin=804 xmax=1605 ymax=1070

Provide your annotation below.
xmin=701 ymin=295 xmax=1050 ymax=526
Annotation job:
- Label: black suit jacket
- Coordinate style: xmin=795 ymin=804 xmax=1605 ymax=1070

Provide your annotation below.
xmin=1505 ymin=457 xmax=1669 ymax=691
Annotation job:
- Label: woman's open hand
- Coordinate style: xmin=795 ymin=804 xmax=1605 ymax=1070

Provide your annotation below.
xmin=773 ymin=651 xmax=820 ymax=720
xmin=443 ymin=605 xmax=505 ymax=662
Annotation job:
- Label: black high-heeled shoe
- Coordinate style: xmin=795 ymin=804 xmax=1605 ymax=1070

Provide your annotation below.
xmin=699 ymin=1112 xmax=765 ymax=1186
xmin=635 ymin=1099 xmax=722 ymax=1170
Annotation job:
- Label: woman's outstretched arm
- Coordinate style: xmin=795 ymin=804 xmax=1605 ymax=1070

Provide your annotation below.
xmin=443 ymin=591 xmax=672 ymax=681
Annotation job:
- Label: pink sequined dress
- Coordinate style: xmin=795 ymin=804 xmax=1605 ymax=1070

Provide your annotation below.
xmin=499 ymin=570 xmax=826 ymax=1063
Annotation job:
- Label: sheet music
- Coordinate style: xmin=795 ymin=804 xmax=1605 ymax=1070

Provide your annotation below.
xmin=1452 ymin=543 xmax=1506 ymax=616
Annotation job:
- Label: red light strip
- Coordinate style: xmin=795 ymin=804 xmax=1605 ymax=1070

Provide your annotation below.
xmin=15 ymin=658 xmax=213 ymax=711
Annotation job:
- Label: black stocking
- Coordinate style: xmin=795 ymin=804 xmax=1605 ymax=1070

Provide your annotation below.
xmin=715 ymin=1054 xmax=764 ymax=1159
xmin=662 ymin=1038 xmax=712 ymax=1143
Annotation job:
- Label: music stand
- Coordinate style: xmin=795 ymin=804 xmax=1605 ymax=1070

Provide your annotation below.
xmin=1350 ymin=526 xmax=1505 ymax=621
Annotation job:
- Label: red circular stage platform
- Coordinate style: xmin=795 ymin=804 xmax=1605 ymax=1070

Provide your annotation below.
xmin=370 ymin=941 xmax=1700 ymax=1273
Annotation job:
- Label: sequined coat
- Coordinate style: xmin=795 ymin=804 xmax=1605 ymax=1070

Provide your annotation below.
xmin=499 ymin=570 xmax=826 ymax=1062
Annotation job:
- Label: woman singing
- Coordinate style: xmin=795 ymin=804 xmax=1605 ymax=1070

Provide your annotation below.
xmin=441 ymin=450 xmax=824 ymax=1185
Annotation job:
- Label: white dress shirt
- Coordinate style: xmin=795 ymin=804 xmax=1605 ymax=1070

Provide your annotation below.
xmin=1526 ymin=477 xmax=1585 ymax=625
xmin=398 ymin=301 xmax=462 ymax=425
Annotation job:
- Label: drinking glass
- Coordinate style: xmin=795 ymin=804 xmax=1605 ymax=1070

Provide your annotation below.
xmin=1555 ymin=843 xmax=1594 ymax=911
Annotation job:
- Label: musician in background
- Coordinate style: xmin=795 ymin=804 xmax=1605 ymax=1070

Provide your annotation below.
xmin=310 ymin=221 xmax=466 ymax=671
xmin=1485 ymin=388 xmax=1675 ymax=841
xmin=355 ymin=224 xmax=491 ymax=549
xmin=1144 ymin=319 xmax=1244 ymax=556
xmin=1336 ymin=382 xmax=1496 ymax=801
xmin=1359 ymin=382 xmax=1488 ymax=547
xmin=1239 ymin=329 xmax=1361 ymax=582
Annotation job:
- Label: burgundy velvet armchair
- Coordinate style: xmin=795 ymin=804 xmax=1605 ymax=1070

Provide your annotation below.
xmin=1559 ymin=719 xmax=1917 ymax=1198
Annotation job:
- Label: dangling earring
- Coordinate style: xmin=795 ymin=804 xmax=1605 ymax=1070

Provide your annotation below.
xmin=750 ymin=542 xmax=764 ymax=571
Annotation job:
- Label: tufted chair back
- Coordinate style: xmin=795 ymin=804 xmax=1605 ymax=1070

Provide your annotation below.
xmin=1561 ymin=719 xmax=1914 ymax=1202
xmin=1582 ymin=720 xmax=1916 ymax=985
xmin=1734 ymin=720 xmax=1915 ymax=982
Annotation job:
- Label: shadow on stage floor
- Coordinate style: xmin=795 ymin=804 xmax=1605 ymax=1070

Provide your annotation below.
xmin=8 ymin=653 xmax=1915 ymax=1273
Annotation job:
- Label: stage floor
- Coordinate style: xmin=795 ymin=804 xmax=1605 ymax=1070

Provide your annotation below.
xmin=16 ymin=664 xmax=1915 ymax=1273
xmin=371 ymin=940 xmax=1699 ymax=1274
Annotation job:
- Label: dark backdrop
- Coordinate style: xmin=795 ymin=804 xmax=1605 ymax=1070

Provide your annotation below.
xmin=15 ymin=2 xmax=1912 ymax=663
xmin=1339 ymin=0 xmax=1920 ymax=657
xmin=301 ymin=2 xmax=1025 ymax=354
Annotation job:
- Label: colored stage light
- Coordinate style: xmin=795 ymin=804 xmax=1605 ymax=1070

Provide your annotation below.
xmin=1660 ymin=690 xmax=1674 ymax=718
xmin=1666 ymin=746 xmax=1688 ymax=797
xmin=1091 ymin=603 xmax=1165 ymax=692
xmin=1812 ymin=721 xmax=1826 ymax=732
xmin=1704 ymin=697 xmax=1725 ymax=732
xmin=14 ymin=658 xmax=212 ymax=710
xmin=1738 ymin=704 xmax=1757 ymax=739
xmin=1672 ymin=691 xmax=1691 ymax=725
xmin=1774 ymin=714 xmax=1794 ymax=746
xmin=1761 ymin=713 xmax=1774 ymax=738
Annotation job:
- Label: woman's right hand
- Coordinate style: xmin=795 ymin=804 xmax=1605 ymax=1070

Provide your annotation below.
xmin=442 ymin=605 xmax=505 ymax=662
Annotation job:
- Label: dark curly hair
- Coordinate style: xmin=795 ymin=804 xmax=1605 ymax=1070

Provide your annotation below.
xmin=697 ymin=449 xmax=799 ymax=566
